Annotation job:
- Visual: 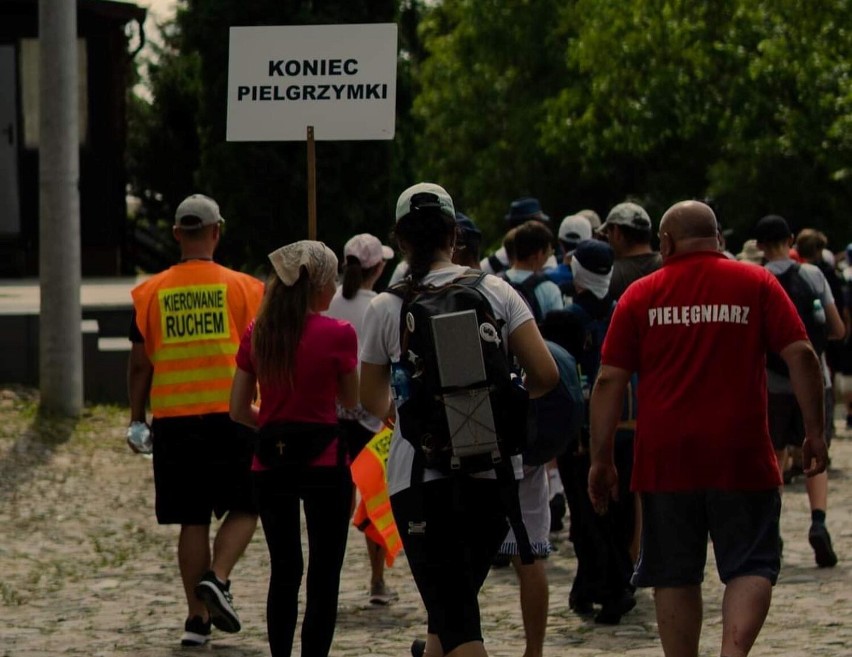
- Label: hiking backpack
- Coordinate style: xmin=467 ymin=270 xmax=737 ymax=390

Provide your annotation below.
xmin=499 ymin=271 xmax=549 ymax=324
xmin=563 ymin=300 xmax=615 ymax=399
xmin=389 ymin=270 xmax=529 ymax=474
xmin=524 ymin=341 xmax=584 ymax=466
xmin=767 ymin=263 xmax=829 ymax=376
xmin=389 ymin=269 xmax=535 ymax=563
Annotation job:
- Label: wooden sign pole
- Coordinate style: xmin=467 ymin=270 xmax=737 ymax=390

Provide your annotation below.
xmin=307 ymin=125 xmax=317 ymax=240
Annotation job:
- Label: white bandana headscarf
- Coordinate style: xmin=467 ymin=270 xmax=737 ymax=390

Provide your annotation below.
xmin=268 ymin=240 xmax=338 ymax=287
xmin=571 ymin=257 xmax=612 ymax=300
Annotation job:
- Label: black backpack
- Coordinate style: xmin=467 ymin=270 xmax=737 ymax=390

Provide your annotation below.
xmin=389 ymin=269 xmax=535 ymax=563
xmin=389 ymin=270 xmax=529 ymax=474
xmin=499 ymin=271 xmax=549 ymax=324
xmin=768 ymin=263 xmax=828 ymax=376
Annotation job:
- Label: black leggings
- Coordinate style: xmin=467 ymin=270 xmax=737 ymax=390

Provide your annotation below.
xmin=253 ymin=466 xmax=353 ymax=657
xmin=390 ymin=477 xmax=509 ymax=654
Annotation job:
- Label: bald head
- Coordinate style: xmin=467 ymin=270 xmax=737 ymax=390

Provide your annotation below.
xmin=658 ymin=201 xmax=721 ymax=259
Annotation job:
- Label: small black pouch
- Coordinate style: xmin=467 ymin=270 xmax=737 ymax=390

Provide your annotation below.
xmin=255 ymin=422 xmax=343 ymax=468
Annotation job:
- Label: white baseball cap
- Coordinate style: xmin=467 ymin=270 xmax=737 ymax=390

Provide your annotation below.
xmin=395 ymin=183 xmax=455 ymax=223
xmin=557 ymin=214 xmax=593 ymax=251
xmin=343 ymin=233 xmax=394 ymax=269
xmin=174 ymin=194 xmax=225 ymax=230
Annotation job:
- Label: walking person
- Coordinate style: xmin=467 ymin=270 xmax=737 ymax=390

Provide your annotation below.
xmin=325 ymin=232 xmax=398 ymax=604
xmin=589 ymin=200 xmax=827 ymax=657
xmin=756 ymin=216 xmax=845 ymax=567
xmin=359 ymin=183 xmax=558 ymax=657
xmin=229 ymin=240 xmax=358 ymax=657
xmin=127 ymin=194 xmax=264 ymax=646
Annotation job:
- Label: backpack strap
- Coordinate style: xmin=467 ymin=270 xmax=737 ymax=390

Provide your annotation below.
xmin=495 ymin=460 xmax=535 ymax=564
xmin=500 ymin=272 xmax=546 ymax=323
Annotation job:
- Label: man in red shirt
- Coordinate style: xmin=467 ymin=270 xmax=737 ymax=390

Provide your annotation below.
xmin=588 ymin=200 xmax=827 ymax=657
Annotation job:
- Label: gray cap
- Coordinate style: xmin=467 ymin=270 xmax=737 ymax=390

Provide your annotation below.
xmin=601 ymin=202 xmax=651 ymax=231
xmin=175 ymin=194 xmax=225 ymax=230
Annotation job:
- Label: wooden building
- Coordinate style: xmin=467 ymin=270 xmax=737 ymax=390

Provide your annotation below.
xmin=0 ymin=0 xmax=145 ymax=276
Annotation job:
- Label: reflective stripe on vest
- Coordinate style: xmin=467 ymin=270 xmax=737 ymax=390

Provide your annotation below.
xmin=351 ymin=427 xmax=402 ymax=565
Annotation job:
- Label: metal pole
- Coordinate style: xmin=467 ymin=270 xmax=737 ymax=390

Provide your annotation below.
xmin=307 ymin=125 xmax=316 ymax=240
xmin=39 ymin=0 xmax=82 ymax=416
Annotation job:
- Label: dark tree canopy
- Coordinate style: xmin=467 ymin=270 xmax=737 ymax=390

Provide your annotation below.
xmin=129 ymin=0 xmax=852 ymax=270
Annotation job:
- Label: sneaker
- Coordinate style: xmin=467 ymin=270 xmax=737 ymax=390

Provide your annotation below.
xmin=569 ymin=594 xmax=595 ymax=616
xmin=410 ymin=639 xmax=426 ymax=657
xmin=180 ymin=616 xmax=211 ymax=647
xmin=194 ymin=571 xmax=241 ymax=633
xmin=808 ymin=523 xmax=838 ymax=568
xmin=369 ymin=581 xmax=399 ymax=605
xmin=595 ymin=590 xmax=636 ymax=625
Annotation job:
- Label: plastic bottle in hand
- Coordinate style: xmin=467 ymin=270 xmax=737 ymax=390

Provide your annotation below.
xmin=126 ymin=421 xmax=153 ymax=455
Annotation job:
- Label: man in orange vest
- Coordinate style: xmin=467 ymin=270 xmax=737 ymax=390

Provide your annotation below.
xmin=127 ymin=194 xmax=264 ymax=647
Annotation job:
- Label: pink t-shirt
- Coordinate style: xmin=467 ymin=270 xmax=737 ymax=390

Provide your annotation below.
xmin=236 ymin=314 xmax=357 ymax=468
xmin=602 ymin=251 xmax=806 ymax=492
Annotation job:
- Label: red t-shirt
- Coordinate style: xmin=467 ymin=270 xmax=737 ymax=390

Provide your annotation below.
xmin=236 ymin=314 xmax=357 ymax=467
xmin=601 ymin=251 xmax=807 ymax=492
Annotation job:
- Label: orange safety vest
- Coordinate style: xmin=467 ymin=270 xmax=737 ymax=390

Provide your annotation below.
xmin=351 ymin=427 xmax=402 ymax=566
xmin=131 ymin=261 xmax=263 ymax=418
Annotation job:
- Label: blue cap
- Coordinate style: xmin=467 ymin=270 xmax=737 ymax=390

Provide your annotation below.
xmin=573 ymin=239 xmax=614 ymax=274
xmin=455 ymin=211 xmax=481 ymax=238
xmin=505 ymin=197 xmax=549 ymax=225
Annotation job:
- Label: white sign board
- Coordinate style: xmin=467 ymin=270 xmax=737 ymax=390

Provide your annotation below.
xmin=227 ymin=23 xmax=398 ymax=142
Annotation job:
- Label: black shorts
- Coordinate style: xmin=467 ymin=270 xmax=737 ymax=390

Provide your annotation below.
xmin=633 ymin=489 xmax=781 ymax=588
xmin=768 ymin=391 xmax=833 ymax=450
xmin=390 ymin=478 xmax=509 ymax=654
xmin=152 ymin=414 xmax=256 ymax=525
xmin=339 ymin=419 xmax=376 ymax=461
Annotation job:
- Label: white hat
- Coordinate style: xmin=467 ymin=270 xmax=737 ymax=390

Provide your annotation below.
xmin=557 ymin=214 xmax=592 ymax=251
xmin=395 ymin=183 xmax=455 ymax=223
xmin=344 ymin=233 xmax=394 ymax=269
xmin=174 ymin=194 xmax=224 ymax=230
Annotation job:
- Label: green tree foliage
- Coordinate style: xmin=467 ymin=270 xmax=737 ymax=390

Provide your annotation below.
xmin=412 ymin=0 xmax=571 ymax=246
xmin=540 ymin=0 xmax=852 ymax=244
xmin=129 ymin=0 xmax=852 ymax=266
xmin=127 ymin=20 xmax=201 ymax=228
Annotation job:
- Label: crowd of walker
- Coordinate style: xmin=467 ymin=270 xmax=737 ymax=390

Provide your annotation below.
xmin=125 ymin=185 xmax=852 ymax=657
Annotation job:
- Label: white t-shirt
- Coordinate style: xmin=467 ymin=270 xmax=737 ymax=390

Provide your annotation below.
xmin=360 ymin=264 xmax=533 ymax=495
xmin=325 ymin=286 xmax=384 ymax=433
xmin=764 ymin=259 xmax=834 ymax=392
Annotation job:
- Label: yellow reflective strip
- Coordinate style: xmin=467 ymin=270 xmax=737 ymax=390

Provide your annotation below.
xmin=153 ymin=366 xmax=236 ymax=387
xmin=383 ymin=533 xmax=401 ymax=549
xmin=373 ymin=512 xmax=395 ymax=531
xmin=151 ymin=341 xmax=237 ymax=363
xmin=365 ymin=492 xmax=389 ymax=514
xmin=151 ymin=388 xmax=231 ymax=409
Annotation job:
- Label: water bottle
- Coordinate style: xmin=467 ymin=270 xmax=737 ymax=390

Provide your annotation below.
xmin=390 ymin=361 xmax=410 ymax=405
xmin=813 ymin=299 xmax=826 ymax=324
xmin=126 ymin=421 xmax=153 ymax=455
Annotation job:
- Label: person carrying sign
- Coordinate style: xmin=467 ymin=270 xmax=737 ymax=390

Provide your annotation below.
xmin=127 ymin=194 xmax=264 ymax=647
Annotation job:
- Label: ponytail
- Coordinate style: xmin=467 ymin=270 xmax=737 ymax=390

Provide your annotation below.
xmin=341 ymin=255 xmax=363 ymax=299
xmin=393 ymin=210 xmax=456 ymax=284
